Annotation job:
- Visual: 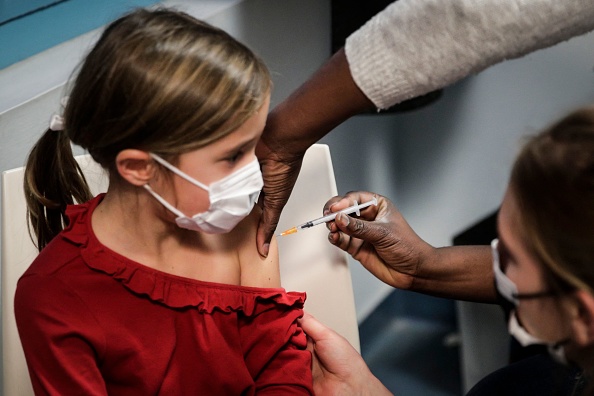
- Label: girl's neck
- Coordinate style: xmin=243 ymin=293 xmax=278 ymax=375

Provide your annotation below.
xmin=90 ymin=189 xmax=242 ymax=284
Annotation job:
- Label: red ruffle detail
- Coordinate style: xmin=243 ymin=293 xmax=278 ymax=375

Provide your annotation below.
xmin=63 ymin=195 xmax=306 ymax=315
xmin=61 ymin=196 xmax=100 ymax=246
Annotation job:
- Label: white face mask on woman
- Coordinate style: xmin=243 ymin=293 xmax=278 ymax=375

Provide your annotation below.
xmin=144 ymin=153 xmax=263 ymax=234
xmin=491 ymin=238 xmax=570 ymax=364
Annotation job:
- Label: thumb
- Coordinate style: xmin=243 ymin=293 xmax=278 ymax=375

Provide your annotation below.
xmin=334 ymin=212 xmax=383 ymax=244
xmin=299 ymin=312 xmax=331 ymax=341
xmin=256 ymin=199 xmax=280 ymax=258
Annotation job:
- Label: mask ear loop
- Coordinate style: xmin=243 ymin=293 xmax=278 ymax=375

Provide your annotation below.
xmin=143 ymin=184 xmax=187 ymax=219
xmin=508 ymin=311 xmax=544 ymax=347
xmin=492 ymin=239 xmax=520 ymax=306
xmin=150 ymin=153 xmax=210 ymax=191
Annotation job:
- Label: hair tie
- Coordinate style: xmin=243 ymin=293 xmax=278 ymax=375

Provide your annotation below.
xmin=49 ymin=114 xmax=65 ymax=131
xmin=48 ymin=96 xmax=69 ymax=131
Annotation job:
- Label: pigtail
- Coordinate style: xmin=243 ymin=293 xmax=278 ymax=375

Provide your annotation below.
xmin=24 ymin=128 xmax=93 ymax=251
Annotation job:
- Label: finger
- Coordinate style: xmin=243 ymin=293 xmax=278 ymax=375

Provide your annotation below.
xmin=309 ymin=346 xmax=323 ymax=383
xmin=324 ymin=191 xmax=380 ymax=223
xmin=329 ymin=227 xmax=367 ymax=260
xmin=299 ymin=312 xmax=334 ymax=342
xmin=335 ymin=212 xmax=384 ymax=245
xmin=323 ymin=192 xmax=369 ymax=231
xmin=256 ymin=154 xmax=304 ymax=257
xmin=327 ymin=229 xmax=341 ymax=245
xmin=328 ymin=228 xmax=352 ymax=252
xmin=326 ymin=221 xmax=338 ymax=233
xmin=323 ymin=195 xmax=348 ymax=215
xmin=256 ymin=196 xmax=281 ymax=257
xmin=300 ymin=313 xmax=325 ymax=380
xmin=323 ymin=191 xmax=372 ymax=215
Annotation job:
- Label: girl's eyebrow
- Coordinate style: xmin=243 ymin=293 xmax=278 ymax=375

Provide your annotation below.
xmin=220 ymin=136 xmax=258 ymax=157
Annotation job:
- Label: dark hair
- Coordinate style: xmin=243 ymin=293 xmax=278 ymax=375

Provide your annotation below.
xmin=24 ymin=8 xmax=271 ymax=250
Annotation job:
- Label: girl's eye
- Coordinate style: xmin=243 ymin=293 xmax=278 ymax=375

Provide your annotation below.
xmin=227 ymin=151 xmax=243 ymax=163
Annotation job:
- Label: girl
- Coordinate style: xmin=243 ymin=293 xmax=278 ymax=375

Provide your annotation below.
xmin=15 ymin=8 xmax=313 ymax=395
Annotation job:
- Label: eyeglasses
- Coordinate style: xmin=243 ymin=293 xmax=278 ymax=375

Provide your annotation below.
xmin=492 ymin=238 xmax=558 ymax=308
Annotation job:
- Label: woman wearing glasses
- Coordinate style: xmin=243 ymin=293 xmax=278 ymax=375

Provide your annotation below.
xmin=302 ymin=105 xmax=594 ymax=395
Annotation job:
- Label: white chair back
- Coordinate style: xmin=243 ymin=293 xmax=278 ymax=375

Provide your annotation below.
xmin=2 ymin=155 xmax=107 ymax=396
xmin=276 ymin=144 xmax=360 ymax=351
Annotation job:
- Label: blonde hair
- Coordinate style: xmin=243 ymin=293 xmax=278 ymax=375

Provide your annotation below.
xmin=24 ymin=8 xmax=271 ymax=250
xmin=510 ymin=105 xmax=594 ymax=295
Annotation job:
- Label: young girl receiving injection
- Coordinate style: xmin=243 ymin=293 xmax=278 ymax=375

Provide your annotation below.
xmin=15 ymin=8 xmax=313 ymax=395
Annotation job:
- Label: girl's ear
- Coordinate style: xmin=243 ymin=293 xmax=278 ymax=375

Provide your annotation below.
xmin=115 ymin=149 xmax=156 ymax=186
xmin=569 ymin=290 xmax=594 ymax=346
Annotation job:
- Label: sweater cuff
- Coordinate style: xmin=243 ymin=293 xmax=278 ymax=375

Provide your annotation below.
xmin=344 ymin=1 xmax=422 ymax=110
xmin=345 ymin=25 xmax=410 ymax=110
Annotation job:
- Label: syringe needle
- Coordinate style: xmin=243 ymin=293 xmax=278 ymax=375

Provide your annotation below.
xmin=277 ymin=197 xmax=377 ymax=236
xmin=278 ymin=227 xmax=298 ymax=237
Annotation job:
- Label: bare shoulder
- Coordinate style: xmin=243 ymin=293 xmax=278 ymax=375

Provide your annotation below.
xmin=232 ymin=207 xmax=281 ymax=288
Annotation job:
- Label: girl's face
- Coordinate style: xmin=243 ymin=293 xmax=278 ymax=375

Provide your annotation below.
xmin=157 ymin=94 xmax=270 ymax=217
xmin=497 ymin=188 xmax=570 ymax=343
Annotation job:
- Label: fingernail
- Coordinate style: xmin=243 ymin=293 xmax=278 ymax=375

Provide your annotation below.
xmin=262 ymin=243 xmax=270 ymax=257
xmin=337 ymin=213 xmax=349 ymax=227
xmin=324 ymin=203 xmax=337 ymax=216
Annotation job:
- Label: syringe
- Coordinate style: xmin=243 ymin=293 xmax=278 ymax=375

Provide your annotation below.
xmin=278 ymin=197 xmax=378 ymax=236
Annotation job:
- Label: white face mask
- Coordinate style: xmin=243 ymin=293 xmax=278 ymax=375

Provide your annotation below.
xmin=507 ymin=310 xmax=568 ymax=365
xmin=492 ymin=239 xmax=570 ymax=365
xmin=144 ymin=153 xmax=263 ymax=234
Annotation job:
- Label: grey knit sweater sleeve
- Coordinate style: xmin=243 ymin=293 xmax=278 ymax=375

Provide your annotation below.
xmin=345 ymin=0 xmax=594 ymax=110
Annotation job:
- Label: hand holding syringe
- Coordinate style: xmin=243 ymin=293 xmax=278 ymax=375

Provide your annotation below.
xmin=278 ymin=197 xmax=378 ymax=236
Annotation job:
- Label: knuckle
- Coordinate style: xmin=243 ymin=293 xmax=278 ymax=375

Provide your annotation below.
xmin=376 ymin=225 xmax=391 ymax=240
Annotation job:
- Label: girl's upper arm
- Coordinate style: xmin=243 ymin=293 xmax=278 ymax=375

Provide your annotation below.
xmin=15 ymin=274 xmax=108 ymax=395
xmin=236 ymin=208 xmax=281 ymax=288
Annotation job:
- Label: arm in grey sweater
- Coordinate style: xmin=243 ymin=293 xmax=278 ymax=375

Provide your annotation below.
xmin=347 ymin=0 xmax=594 ymax=109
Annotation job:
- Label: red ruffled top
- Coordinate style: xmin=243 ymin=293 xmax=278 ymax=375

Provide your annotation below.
xmin=15 ymin=194 xmax=314 ymax=395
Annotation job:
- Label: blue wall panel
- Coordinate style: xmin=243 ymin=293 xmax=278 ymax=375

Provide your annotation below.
xmin=0 ymin=0 xmax=159 ymax=70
